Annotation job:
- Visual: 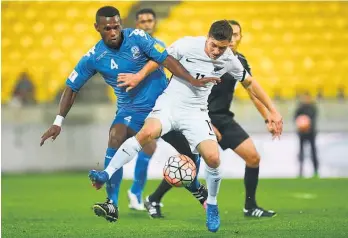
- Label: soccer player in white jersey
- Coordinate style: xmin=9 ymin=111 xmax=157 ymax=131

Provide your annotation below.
xmin=89 ymin=20 xmax=283 ymax=232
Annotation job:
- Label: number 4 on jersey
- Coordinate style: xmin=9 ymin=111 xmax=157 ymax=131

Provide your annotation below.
xmin=124 ymin=116 xmax=132 ymax=123
xmin=111 ymin=59 xmax=118 ymax=69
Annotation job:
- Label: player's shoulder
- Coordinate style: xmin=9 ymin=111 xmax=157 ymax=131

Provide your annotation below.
xmin=236 ymin=52 xmax=249 ymax=62
xmin=154 ymin=38 xmax=166 ymax=47
xmin=81 ymin=40 xmax=106 ymax=62
xmin=236 ymin=52 xmax=251 ymax=69
xmin=123 ymin=28 xmax=149 ymax=40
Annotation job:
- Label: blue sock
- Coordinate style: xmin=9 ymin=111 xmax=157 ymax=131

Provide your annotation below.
xmin=186 ymin=154 xmax=202 ymax=192
xmin=104 ymin=148 xmax=123 ymax=206
xmin=130 ymin=151 xmax=151 ymax=203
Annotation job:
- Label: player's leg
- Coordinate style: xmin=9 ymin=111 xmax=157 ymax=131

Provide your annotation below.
xmin=233 ymin=139 xmax=276 ymax=217
xmin=160 ymin=131 xmax=206 ymax=203
xmin=128 ymin=142 xmax=155 ymax=210
xmin=92 ymin=118 xmax=128 ymax=222
xmin=216 ymin=117 xmax=276 ymax=217
xmin=298 ymin=135 xmax=305 ymax=177
xmin=180 ymin=113 xmax=221 ymax=232
xmin=144 ymin=131 xmax=207 ymax=218
xmin=127 ymin=111 xmax=158 ymax=211
xmin=89 ymin=104 xmax=172 ymax=188
xmin=309 ymin=133 xmax=319 ymax=177
xmin=196 ymin=139 xmax=221 ymax=232
xmin=101 ymin=118 xmax=161 ymax=176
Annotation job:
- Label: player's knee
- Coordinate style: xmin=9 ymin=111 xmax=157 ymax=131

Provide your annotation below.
xmin=109 ymin=129 xmax=126 ymax=148
xmin=245 ymin=151 xmax=260 ymax=168
xmin=204 ymin=152 xmax=220 ymax=168
xmin=137 ymin=127 xmax=156 ymax=145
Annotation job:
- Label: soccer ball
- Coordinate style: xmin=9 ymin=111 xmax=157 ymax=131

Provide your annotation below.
xmin=163 ymin=154 xmax=197 ymax=187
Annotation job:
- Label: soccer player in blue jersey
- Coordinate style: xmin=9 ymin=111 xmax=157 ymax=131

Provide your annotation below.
xmin=40 ymin=6 xmax=218 ymax=222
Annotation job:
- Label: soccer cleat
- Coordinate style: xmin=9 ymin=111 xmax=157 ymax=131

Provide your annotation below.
xmin=88 ymin=170 xmax=109 ymax=190
xmin=206 ymin=204 xmax=220 ymax=232
xmin=144 ymin=196 xmax=164 ymax=218
xmin=191 ymin=184 xmax=208 ymax=208
xmin=243 ymin=207 xmax=277 ymax=218
xmin=92 ymin=199 xmax=119 ymax=222
xmin=128 ymin=190 xmax=145 ymax=211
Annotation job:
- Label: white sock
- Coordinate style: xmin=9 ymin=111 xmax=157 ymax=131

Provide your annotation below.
xmin=104 ymin=137 xmax=142 ymax=178
xmin=205 ymin=165 xmax=221 ymax=205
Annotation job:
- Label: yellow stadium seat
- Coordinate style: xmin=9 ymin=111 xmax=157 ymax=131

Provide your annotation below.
xmin=2 ymin=1 xmax=137 ymax=103
xmin=155 ymin=1 xmax=347 ymax=99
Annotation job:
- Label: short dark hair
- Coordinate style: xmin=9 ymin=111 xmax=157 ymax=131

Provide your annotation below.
xmin=96 ymin=6 xmax=120 ymax=23
xmin=208 ymin=20 xmax=233 ymax=42
xmin=136 ymin=8 xmax=156 ymax=20
xmin=228 ymin=20 xmax=242 ymax=33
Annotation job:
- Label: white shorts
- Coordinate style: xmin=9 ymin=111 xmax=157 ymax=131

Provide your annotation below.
xmin=147 ymin=94 xmax=217 ymax=153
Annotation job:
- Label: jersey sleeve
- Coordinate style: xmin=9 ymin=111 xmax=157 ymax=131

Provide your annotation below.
xmin=227 ymin=55 xmax=250 ymax=82
xmin=155 ymin=38 xmax=166 ymax=48
xmin=129 ymin=29 xmax=168 ymax=64
xmin=238 ymin=55 xmax=252 ymax=76
xmin=166 ymin=37 xmax=189 ymax=61
xmin=244 ymin=60 xmax=252 ymax=76
xmin=66 ymin=53 xmax=97 ymax=92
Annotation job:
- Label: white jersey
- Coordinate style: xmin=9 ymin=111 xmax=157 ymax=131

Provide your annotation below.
xmin=164 ymin=36 xmax=250 ymax=109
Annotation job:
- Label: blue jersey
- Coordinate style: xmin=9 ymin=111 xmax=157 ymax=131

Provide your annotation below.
xmin=66 ymin=28 xmax=168 ymax=111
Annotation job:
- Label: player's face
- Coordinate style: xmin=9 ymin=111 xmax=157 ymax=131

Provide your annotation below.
xmin=230 ymin=24 xmax=242 ymax=53
xmin=136 ymin=14 xmax=156 ymax=35
xmin=95 ymin=16 xmax=122 ymax=48
xmin=205 ymin=37 xmax=230 ymax=60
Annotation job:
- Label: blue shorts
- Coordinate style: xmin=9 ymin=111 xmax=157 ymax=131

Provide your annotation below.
xmin=111 ymin=107 xmax=151 ymax=133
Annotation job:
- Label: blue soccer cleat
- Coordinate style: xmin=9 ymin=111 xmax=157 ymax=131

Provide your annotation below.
xmin=89 ymin=170 xmax=109 ymax=190
xmin=206 ymin=203 xmax=220 ymax=232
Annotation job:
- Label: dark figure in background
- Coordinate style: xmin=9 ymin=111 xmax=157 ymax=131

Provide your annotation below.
xmin=12 ymin=72 xmax=36 ymax=105
xmin=294 ymin=93 xmax=319 ymax=178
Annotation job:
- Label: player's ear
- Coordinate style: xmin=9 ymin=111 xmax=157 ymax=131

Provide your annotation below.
xmin=94 ymin=23 xmax=99 ymax=32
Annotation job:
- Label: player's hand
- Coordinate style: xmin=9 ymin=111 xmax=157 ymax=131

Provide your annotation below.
xmin=190 ymin=77 xmax=221 ymax=87
xmin=212 ymin=124 xmax=222 ymax=142
xmin=266 ymin=119 xmax=278 ymax=140
xmin=40 ymin=125 xmax=61 ymax=146
xmin=117 ymin=73 xmax=142 ymax=92
xmin=268 ymin=111 xmax=283 ymax=139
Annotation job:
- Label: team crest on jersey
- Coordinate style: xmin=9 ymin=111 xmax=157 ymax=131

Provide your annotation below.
xmin=154 ymin=43 xmax=165 ymax=53
xmin=131 ymin=46 xmax=141 ymax=59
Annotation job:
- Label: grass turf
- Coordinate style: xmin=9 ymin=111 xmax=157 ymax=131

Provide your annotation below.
xmin=2 ymin=173 xmax=348 ymax=237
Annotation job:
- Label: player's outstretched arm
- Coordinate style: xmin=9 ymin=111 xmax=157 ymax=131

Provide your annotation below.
xmin=247 ymin=91 xmax=276 ymax=138
xmin=162 ymin=55 xmax=220 ymax=87
xmin=242 ymin=77 xmax=283 ymax=136
xmin=118 ymin=61 xmax=160 ymax=92
xmin=40 ymin=86 xmax=77 ymax=146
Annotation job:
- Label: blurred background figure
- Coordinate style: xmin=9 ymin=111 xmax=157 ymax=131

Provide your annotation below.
xmin=11 ymin=72 xmax=36 ymax=106
xmin=8 ymin=72 xmax=36 ymax=147
xmin=136 ymin=8 xmax=157 ymax=35
xmin=295 ymin=93 xmax=319 ymax=178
